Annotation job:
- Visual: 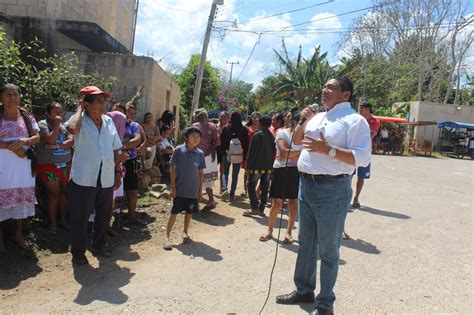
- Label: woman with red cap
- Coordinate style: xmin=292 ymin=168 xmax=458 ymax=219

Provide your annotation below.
xmin=66 ymin=86 xmax=122 ymax=265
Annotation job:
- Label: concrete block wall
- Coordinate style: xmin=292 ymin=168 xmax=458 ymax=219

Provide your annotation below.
xmin=77 ymin=52 xmax=181 ymax=135
xmin=0 ymin=0 xmax=136 ymax=51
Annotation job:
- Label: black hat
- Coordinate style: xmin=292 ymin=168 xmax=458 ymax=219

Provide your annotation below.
xmin=360 ymin=101 xmax=372 ymax=113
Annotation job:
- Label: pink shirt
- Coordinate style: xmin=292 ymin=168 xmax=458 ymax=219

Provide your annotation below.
xmin=193 ymin=122 xmax=217 ymax=156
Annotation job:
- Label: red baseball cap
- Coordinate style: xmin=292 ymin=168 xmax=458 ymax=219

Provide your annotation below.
xmin=79 ymin=86 xmax=111 ymax=98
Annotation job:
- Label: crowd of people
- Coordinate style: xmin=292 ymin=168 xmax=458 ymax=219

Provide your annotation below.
xmin=0 ymin=83 xmax=176 ymax=255
xmin=1 ymin=76 xmax=374 ymax=314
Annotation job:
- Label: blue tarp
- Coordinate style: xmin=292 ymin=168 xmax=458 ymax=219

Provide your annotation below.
xmin=208 ymin=109 xmax=224 ymax=118
xmin=437 ymin=121 xmax=474 ymax=130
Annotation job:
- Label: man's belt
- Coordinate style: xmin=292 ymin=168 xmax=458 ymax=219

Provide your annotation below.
xmin=300 ymin=172 xmax=350 ymax=180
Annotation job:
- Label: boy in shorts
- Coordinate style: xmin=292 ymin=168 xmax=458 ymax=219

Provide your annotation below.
xmin=163 ymin=126 xmax=205 ymax=250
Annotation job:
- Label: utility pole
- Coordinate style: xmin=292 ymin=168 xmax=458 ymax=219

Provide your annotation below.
xmin=226 ymin=60 xmax=239 ymax=103
xmin=190 ymin=0 xmax=223 ymax=117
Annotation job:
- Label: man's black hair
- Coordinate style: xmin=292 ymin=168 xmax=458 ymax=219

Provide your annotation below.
xmin=360 ymin=100 xmax=373 ymax=113
xmin=259 ymin=115 xmax=272 ymax=128
xmin=329 ymin=76 xmax=354 ymax=102
xmin=183 ymin=125 xmax=201 ymax=139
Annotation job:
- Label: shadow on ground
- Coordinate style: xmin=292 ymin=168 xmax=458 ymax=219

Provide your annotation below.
xmin=342 ymin=238 xmax=380 ymax=254
xmin=0 ymin=247 xmax=43 ymax=290
xmin=174 ymin=241 xmax=223 ymax=262
xmin=0 ymin=204 xmax=153 ymax=293
xmin=193 ymin=210 xmax=235 ymax=227
xmin=358 ymin=206 xmax=411 ymax=220
xmin=73 ymin=257 xmax=134 ymax=305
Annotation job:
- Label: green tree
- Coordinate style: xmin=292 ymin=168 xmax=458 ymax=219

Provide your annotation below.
xmin=0 ymin=28 xmax=116 ymax=113
xmin=272 ymin=42 xmax=333 ymax=108
xmin=176 ymin=54 xmax=222 ymax=114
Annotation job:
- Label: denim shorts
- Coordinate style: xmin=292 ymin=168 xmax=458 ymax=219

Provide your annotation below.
xmin=356 ymin=163 xmax=371 ymax=179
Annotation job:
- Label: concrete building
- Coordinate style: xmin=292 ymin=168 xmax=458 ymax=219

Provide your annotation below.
xmin=79 ymin=52 xmax=180 ymax=122
xmin=0 ymin=0 xmax=180 ymax=127
xmin=395 ymin=101 xmax=474 ymax=144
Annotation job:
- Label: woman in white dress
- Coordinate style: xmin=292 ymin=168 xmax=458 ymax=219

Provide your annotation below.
xmin=0 ymin=83 xmax=40 ymax=250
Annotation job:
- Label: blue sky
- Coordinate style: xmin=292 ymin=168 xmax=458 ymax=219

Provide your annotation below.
xmin=134 ymin=0 xmax=474 ymax=88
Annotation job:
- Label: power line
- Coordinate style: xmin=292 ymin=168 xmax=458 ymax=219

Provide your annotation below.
xmin=236 ymin=33 xmax=261 ymax=81
xmin=282 ymin=1 xmax=399 ymax=30
xmin=216 ymin=21 xmax=463 ymax=36
xmin=158 ymin=29 xmax=204 ymax=62
xmin=214 ymin=1 xmax=401 ymax=36
xmin=245 ymin=0 xmax=334 ymax=23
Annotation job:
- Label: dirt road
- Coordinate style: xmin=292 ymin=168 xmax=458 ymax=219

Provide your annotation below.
xmin=0 ymin=155 xmax=472 ymax=314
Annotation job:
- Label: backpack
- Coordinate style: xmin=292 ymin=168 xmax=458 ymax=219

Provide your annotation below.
xmin=227 ymin=130 xmax=243 ymax=164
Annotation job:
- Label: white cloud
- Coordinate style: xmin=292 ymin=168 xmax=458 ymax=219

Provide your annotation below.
xmin=134 ymin=1 xmax=344 ymax=87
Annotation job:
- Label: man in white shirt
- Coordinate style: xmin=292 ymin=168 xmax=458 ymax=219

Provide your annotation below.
xmin=276 ymin=77 xmax=371 ymax=315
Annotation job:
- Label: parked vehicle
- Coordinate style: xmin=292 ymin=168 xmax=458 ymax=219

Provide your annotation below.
xmin=437 ymin=121 xmax=474 ymax=159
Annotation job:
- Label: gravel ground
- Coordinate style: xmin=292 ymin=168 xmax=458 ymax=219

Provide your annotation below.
xmin=0 ymin=154 xmax=472 ymax=314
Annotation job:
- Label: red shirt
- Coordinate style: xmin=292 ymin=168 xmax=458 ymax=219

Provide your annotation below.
xmin=366 ymin=115 xmax=380 ymax=147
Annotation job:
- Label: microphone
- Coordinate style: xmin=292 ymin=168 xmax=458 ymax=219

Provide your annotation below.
xmin=298 ymin=103 xmax=319 ymax=125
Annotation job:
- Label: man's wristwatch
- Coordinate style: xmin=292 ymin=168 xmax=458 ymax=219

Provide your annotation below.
xmin=328 ymin=146 xmax=337 ymax=158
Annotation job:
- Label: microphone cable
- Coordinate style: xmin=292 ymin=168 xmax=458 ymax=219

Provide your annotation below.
xmin=258 ymin=122 xmax=298 ymax=315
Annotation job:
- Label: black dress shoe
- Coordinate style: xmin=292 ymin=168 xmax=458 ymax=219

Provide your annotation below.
xmin=310 ymin=306 xmax=334 ymax=315
xmin=275 ymin=291 xmax=315 ymax=304
xmin=90 ymin=247 xmax=113 ymax=258
xmin=71 ymin=255 xmax=89 ymax=265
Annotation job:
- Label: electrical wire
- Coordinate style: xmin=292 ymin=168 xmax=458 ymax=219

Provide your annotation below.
xmin=236 ymin=33 xmax=261 ymax=81
xmin=216 ymin=21 xmax=464 ymax=36
xmin=246 ymin=0 xmax=334 ymax=23
xmin=216 ymin=1 xmax=401 ymax=36
xmin=283 ymin=1 xmax=399 ymax=30
xmin=158 ymin=29 xmax=204 ymax=62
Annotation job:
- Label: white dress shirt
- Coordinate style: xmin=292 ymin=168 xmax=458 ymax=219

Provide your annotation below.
xmin=297 ymin=102 xmax=371 ymax=175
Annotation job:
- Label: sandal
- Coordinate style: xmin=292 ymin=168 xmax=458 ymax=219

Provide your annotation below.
xmin=352 ymin=201 xmax=361 ymax=209
xmin=130 ymin=218 xmax=147 ymax=226
xmin=163 ymin=240 xmax=173 ymax=251
xmin=342 ymin=231 xmax=350 ymax=240
xmin=259 ymin=233 xmax=273 ymax=242
xmin=183 ymin=234 xmax=192 ymax=244
xmin=243 ymin=210 xmax=259 ymax=217
xmin=48 ymin=224 xmax=57 ymax=236
xmin=283 ymin=236 xmax=294 ymax=244
xmin=206 ymin=201 xmax=217 ymax=210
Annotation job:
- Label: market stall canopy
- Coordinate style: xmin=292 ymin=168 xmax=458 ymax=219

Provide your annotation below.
xmin=437 ymin=121 xmax=474 ymax=130
xmin=373 ymin=116 xmax=407 ymax=124
xmin=401 ymin=121 xmax=437 ymax=126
